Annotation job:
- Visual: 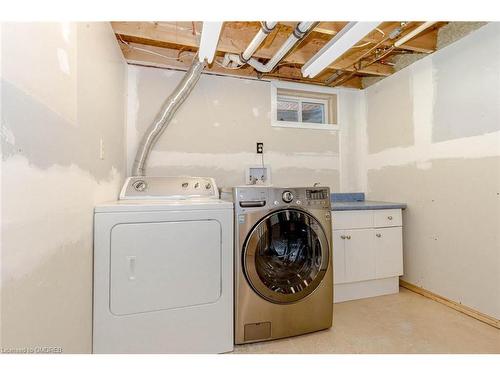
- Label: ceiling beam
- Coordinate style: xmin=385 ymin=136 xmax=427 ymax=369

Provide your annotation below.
xmin=112 ymin=21 xmax=446 ymax=88
xmin=117 ymin=42 xmax=364 ymax=89
xmin=119 ymin=42 xmax=257 ymax=77
xmin=277 ymin=21 xmax=438 ymax=53
xmin=113 ymin=22 xmax=394 ymax=77
xmin=314 ymin=21 xmax=440 ymax=53
xmin=395 ymin=27 xmax=439 ymax=53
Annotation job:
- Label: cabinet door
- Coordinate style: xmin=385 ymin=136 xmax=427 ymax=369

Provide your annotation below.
xmin=332 ymin=230 xmax=346 ymax=284
xmin=344 ymin=229 xmax=376 ymax=283
xmin=374 ymin=227 xmax=403 ymax=278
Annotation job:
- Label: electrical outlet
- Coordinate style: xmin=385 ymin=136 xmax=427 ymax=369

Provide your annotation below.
xmin=256 ymin=142 xmax=263 ymax=154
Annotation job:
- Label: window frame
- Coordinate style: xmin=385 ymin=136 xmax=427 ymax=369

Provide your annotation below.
xmin=271 ymin=80 xmax=340 ymax=131
xmin=277 ymin=95 xmax=329 ymax=126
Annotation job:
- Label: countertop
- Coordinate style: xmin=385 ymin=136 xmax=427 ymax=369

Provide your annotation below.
xmin=330 ymin=192 xmax=406 ymax=211
xmin=331 ymin=200 xmax=407 ymax=211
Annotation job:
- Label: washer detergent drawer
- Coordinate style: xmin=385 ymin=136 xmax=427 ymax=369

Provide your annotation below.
xmin=110 ymin=220 xmax=221 ymax=315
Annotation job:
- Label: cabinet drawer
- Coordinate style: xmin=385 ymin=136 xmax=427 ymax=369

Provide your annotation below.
xmin=332 ymin=210 xmax=373 ymax=230
xmin=373 ymin=209 xmax=402 ymax=228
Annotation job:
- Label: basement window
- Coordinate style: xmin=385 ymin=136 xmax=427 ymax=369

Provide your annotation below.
xmin=271 ymin=81 xmax=339 ymax=130
xmin=277 ymin=96 xmax=327 ymax=124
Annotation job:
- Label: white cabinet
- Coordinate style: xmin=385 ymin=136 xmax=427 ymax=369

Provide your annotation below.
xmin=374 ymin=227 xmax=403 ymax=279
xmin=334 ymin=229 xmax=378 ymax=283
xmin=344 ymin=229 xmax=375 ymax=283
xmin=332 ymin=209 xmax=403 ymax=302
xmin=332 ymin=231 xmax=346 ymax=284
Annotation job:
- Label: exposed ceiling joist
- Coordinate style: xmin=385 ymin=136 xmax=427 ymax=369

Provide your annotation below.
xmin=119 ymin=42 xmax=365 ymax=89
xmin=112 ymin=21 xmax=447 ymax=89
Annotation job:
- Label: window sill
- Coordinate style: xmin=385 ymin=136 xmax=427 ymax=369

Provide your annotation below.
xmin=272 ymin=121 xmax=339 ymax=131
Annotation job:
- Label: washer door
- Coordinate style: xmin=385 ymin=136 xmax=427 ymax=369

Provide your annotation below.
xmin=243 ymin=209 xmax=329 ymax=304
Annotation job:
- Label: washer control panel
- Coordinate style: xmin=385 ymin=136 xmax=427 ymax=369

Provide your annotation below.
xmin=306 ymin=189 xmax=329 ymax=200
xmin=303 ymin=188 xmax=330 ymax=208
xmin=232 ymin=186 xmax=331 ymax=212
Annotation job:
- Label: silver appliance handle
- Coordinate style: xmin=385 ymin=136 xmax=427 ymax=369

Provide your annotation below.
xmin=239 ymin=200 xmax=266 ymax=208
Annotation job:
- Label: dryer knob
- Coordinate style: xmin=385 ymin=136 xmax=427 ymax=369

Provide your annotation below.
xmin=282 ymin=191 xmax=294 ymax=203
xmin=133 ymin=180 xmax=148 ymax=192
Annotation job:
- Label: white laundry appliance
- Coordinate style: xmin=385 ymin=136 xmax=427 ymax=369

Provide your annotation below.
xmin=93 ymin=176 xmax=233 ymax=354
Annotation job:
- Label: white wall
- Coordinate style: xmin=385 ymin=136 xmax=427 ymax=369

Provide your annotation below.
xmin=0 ymin=22 xmax=127 ymax=353
xmin=359 ymin=23 xmax=500 ymax=319
xmin=126 ymin=66 xmax=364 ymax=192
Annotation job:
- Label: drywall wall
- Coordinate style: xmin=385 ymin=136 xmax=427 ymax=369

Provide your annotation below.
xmin=0 ymin=22 xmax=126 ymax=353
xmin=338 ymin=89 xmax=367 ymax=192
xmin=366 ymin=68 xmax=414 ymax=153
xmin=362 ymin=22 xmax=500 ymax=319
xmin=126 ymin=66 xmax=364 ymax=191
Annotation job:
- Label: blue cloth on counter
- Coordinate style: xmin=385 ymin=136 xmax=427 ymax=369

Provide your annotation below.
xmin=331 ymin=192 xmax=365 ymax=202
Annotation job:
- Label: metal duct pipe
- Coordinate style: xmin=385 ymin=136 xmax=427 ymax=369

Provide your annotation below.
xmin=132 ymin=57 xmax=206 ymax=176
xmin=247 ymin=21 xmax=315 ymax=73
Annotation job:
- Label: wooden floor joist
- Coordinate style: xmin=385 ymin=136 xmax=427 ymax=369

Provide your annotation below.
xmin=399 ymin=279 xmax=500 ymax=330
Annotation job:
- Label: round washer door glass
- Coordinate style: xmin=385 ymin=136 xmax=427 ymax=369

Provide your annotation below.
xmin=243 ymin=209 xmax=329 ymax=304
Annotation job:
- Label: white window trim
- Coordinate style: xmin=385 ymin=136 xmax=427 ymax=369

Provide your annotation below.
xmin=271 ymin=80 xmax=340 ymax=131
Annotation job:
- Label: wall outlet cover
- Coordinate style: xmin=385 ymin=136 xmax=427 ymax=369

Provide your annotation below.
xmin=256 ymin=142 xmax=263 ymax=154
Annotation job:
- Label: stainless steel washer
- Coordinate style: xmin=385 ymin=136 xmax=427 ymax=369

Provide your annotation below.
xmin=231 ymin=186 xmax=333 ymax=344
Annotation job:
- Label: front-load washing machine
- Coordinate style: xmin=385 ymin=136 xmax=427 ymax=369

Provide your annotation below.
xmin=93 ymin=176 xmax=233 ymax=353
xmin=231 ymin=186 xmax=333 ymax=344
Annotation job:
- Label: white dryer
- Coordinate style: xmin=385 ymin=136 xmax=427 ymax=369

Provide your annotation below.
xmin=93 ymin=176 xmax=233 ymax=353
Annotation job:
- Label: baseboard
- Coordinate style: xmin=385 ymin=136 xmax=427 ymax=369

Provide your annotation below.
xmin=399 ymin=279 xmax=500 ymax=330
xmin=334 ymin=277 xmax=399 ymax=303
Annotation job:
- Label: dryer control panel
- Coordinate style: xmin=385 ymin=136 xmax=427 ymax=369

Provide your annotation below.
xmin=120 ymin=176 xmax=219 ymax=200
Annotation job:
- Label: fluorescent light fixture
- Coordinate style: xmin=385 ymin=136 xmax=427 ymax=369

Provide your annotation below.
xmin=394 ymin=22 xmax=436 ymax=47
xmin=198 ymin=22 xmax=224 ymax=64
xmin=301 ymin=22 xmax=380 ymax=78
